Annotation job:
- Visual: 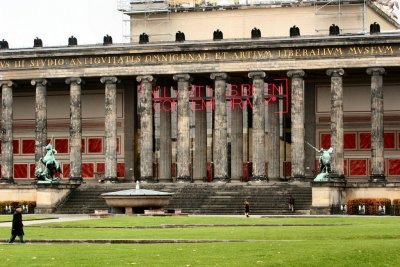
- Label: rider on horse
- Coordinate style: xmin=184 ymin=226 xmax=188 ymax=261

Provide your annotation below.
xmin=319 ymin=147 xmax=334 ymax=173
xmin=36 ymin=144 xmax=62 ymax=182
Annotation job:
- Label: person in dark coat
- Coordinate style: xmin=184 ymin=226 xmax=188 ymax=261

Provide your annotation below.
xmin=244 ymin=199 xmax=250 ymax=218
xmin=8 ymin=205 xmax=25 ymax=243
xmin=288 ymin=195 xmax=295 ymax=213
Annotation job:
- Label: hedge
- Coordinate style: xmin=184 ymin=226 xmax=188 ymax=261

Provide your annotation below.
xmin=0 ymin=201 xmax=36 ymax=214
xmin=346 ymin=198 xmax=391 ymax=215
xmin=393 ymin=199 xmax=400 ymax=215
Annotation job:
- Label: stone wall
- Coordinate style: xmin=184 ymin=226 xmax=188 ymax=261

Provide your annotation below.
xmin=0 ymin=184 xmax=77 ymax=213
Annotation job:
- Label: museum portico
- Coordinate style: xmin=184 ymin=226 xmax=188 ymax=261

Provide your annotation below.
xmin=1 ymin=33 xmax=400 ymax=184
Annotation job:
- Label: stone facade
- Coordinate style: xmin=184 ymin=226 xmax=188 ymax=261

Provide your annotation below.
xmin=0 ymin=33 xmax=400 ymax=185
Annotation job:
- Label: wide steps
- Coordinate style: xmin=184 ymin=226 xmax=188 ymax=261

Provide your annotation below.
xmin=55 ymin=182 xmax=312 ymax=215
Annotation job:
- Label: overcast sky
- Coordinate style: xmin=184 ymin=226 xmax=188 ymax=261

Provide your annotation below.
xmin=0 ymin=0 xmax=126 ymax=48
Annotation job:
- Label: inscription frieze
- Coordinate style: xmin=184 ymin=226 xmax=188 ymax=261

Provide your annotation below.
xmin=0 ymin=45 xmax=397 ymax=71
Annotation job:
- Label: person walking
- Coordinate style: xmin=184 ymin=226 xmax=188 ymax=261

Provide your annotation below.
xmin=288 ymin=195 xmax=295 ymax=213
xmin=244 ymin=199 xmax=250 ymax=218
xmin=8 ymin=205 xmax=25 ymax=243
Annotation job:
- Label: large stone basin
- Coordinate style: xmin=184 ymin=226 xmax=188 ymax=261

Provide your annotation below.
xmin=101 ymin=184 xmax=173 ymax=214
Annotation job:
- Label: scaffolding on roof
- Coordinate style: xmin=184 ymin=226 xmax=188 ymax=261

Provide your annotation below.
xmin=314 ymin=0 xmax=367 ymax=33
xmin=117 ymin=0 xmax=368 ymax=42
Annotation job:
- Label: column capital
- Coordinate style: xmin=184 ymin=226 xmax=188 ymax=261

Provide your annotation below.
xmin=173 ymin=73 xmax=190 ymax=82
xmin=136 ymin=75 xmax=154 ymax=83
xmin=287 ymin=70 xmax=305 ymax=78
xmin=66 ymin=77 xmax=83 ymax=85
xmin=326 ymin=68 xmax=345 ymax=77
xmin=248 ymin=71 xmax=266 ymax=80
xmin=31 ymin=79 xmax=48 ymax=86
xmin=366 ymin=68 xmax=385 ymax=76
xmin=210 ymin=72 xmax=228 ymax=81
xmin=0 ymin=80 xmax=15 ymax=88
xmin=100 ymin=76 xmax=119 ymax=84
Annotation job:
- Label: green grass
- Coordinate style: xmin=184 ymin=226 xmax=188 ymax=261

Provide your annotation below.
xmin=32 ymin=215 xmax=398 ymax=227
xmin=1 ymin=216 xmax=400 ymax=266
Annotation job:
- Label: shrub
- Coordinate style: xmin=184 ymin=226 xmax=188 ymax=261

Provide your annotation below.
xmin=393 ymin=199 xmax=400 ymax=215
xmin=0 ymin=201 xmax=36 ymax=214
xmin=346 ymin=198 xmax=391 ymax=215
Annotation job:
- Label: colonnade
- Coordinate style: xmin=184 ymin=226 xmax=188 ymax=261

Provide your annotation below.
xmin=0 ymin=68 xmax=387 ymax=183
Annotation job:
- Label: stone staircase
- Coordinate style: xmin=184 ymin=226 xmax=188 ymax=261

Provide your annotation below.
xmin=195 ymin=183 xmax=311 ymax=215
xmin=55 ymin=182 xmax=312 ymax=215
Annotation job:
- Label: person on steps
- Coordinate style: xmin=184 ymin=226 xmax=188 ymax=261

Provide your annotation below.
xmin=244 ymin=199 xmax=250 ymax=218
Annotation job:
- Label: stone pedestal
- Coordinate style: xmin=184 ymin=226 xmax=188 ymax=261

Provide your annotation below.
xmin=34 ymin=184 xmax=78 ymax=214
xmin=311 ymin=181 xmax=346 ymax=215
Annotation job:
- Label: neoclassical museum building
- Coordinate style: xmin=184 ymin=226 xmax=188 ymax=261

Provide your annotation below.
xmin=1 ymin=0 xmax=400 ymax=188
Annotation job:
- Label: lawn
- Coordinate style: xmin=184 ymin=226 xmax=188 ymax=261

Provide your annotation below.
xmin=0 ymin=216 xmax=399 ymax=266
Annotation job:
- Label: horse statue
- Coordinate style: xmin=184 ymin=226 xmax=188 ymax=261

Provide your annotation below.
xmin=306 ymin=142 xmax=334 ymax=182
xmin=314 ymin=147 xmax=334 ymax=181
xmin=319 ymin=147 xmax=334 ymax=173
xmin=35 ymin=144 xmax=62 ymax=183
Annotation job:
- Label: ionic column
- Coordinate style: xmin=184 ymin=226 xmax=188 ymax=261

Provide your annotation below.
xmin=268 ymin=97 xmax=280 ymax=180
xmin=193 ymin=81 xmax=207 ymax=183
xmin=100 ymin=76 xmax=118 ymax=182
xmin=230 ymin=82 xmax=243 ymax=182
xmin=327 ymin=69 xmax=345 ymax=178
xmin=31 ymin=79 xmax=48 ymax=172
xmin=367 ymin=67 xmax=386 ymax=181
xmin=287 ymin=70 xmax=306 ymax=179
xmin=1 ymin=80 xmax=14 ymax=183
xmin=66 ymin=78 xmax=83 ymax=182
xmin=136 ymin=75 xmax=154 ymax=182
xmin=159 ymin=83 xmax=172 ymax=182
xmin=248 ymin=72 xmax=267 ymax=181
xmin=211 ymin=73 xmax=229 ymax=181
xmin=173 ymin=74 xmax=191 ymax=182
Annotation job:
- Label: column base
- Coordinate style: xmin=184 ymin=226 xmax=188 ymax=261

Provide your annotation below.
xmin=158 ymin=178 xmax=173 ymax=183
xmin=140 ymin=176 xmax=159 ymax=183
xmin=69 ymin=176 xmax=83 ymax=184
xmin=268 ymin=176 xmax=281 ymax=181
xmin=213 ymin=176 xmax=230 ymax=183
xmin=176 ymin=176 xmax=192 ymax=183
xmin=192 ymin=177 xmax=207 ymax=183
xmin=0 ymin=177 xmax=14 ymax=184
xmin=369 ymin=174 xmax=386 ymax=183
xmin=104 ymin=176 xmax=118 ymax=183
xmin=135 ymin=176 xmax=158 ymax=183
xmin=292 ymin=175 xmax=306 ymax=181
xmin=250 ymin=175 xmax=268 ymax=182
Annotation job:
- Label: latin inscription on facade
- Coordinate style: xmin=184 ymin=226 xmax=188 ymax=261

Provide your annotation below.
xmin=0 ymin=45 xmax=397 ymax=71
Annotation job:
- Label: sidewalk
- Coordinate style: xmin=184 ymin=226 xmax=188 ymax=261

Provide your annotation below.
xmin=0 ymin=214 xmax=93 ymax=227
